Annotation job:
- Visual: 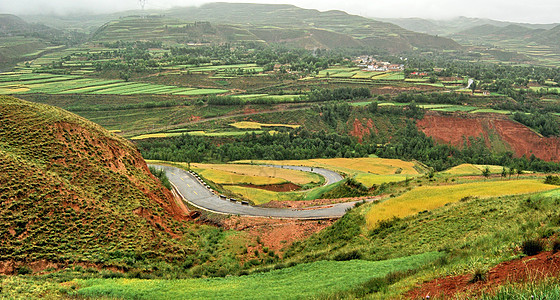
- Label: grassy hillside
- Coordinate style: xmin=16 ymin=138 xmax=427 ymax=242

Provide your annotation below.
xmin=284 ymin=177 xmax=560 ymax=297
xmin=0 ymin=96 xmax=198 ymax=272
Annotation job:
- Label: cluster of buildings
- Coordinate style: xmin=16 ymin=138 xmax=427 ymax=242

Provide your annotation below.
xmin=354 ymin=55 xmax=404 ymax=72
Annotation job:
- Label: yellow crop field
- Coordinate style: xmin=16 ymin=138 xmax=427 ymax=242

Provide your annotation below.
xmin=366 ymin=179 xmax=558 ymax=228
xmin=130 ymin=132 xmax=183 ymax=140
xmin=226 ymin=186 xmax=298 ymax=205
xmin=192 ymin=163 xmax=321 ymax=185
xmin=443 ymin=164 xmax=505 ymax=175
xmin=238 ymin=157 xmax=421 ymax=176
xmin=194 ymin=168 xmax=287 ymax=185
xmin=354 ymin=173 xmax=410 ymax=188
xmin=229 ymin=121 xmax=300 ymax=130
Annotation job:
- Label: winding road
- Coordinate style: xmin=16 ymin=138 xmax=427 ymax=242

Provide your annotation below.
xmin=150 ymin=164 xmax=359 ymax=219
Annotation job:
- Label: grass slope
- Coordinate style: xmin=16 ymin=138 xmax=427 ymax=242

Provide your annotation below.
xmin=0 ymin=96 xmax=192 ymax=270
xmin=75 ymin=252 xmax=442 ymax=299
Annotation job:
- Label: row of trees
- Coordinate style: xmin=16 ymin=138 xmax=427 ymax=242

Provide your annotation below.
xmin=138 ymin=114 xmax=560 ymax=174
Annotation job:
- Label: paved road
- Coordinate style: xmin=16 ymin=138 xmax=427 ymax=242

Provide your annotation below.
xmin=150 ymin=164 xmax=355 ymax=219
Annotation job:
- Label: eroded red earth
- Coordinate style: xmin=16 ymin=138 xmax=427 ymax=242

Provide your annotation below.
xmin=417 ymin=112 xmax=560 ymax=162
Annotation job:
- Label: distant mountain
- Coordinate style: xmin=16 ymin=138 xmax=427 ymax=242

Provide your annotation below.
xmin=376 ymin=16 xmax=560 ymax=65
xmin=452 ymin=24 xmax=543 ymax=42
xmin=0 ymin=14 xmax=32 ymax=36
xmin=379 ymin=16 xmax=559 ymax=36
xmin=0 ymin=14 xmax=85 ymax=68
xmin=91 ymin=3 xmax=460 ymax=53
xmin=0 ymin=97 xmax=192 ymax=272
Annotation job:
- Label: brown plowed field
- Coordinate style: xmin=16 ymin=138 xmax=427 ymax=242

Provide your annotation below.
xmin=417 ymin=112 xmax=560 ymax=162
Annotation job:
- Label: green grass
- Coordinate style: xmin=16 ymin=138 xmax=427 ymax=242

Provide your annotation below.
xmin=471 ymin=108 xmax=513 ymax=114
xmin=432 ymin=105 xmax=478 ymax=112
xmin=0 ymin=73 xmax=229 ymax=96
xmin=75 ymin=252 xmax=443 ymax=300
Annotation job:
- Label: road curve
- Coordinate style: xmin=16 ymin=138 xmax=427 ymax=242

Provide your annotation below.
xmin=150 ymin=164 xmax=356 ymax=219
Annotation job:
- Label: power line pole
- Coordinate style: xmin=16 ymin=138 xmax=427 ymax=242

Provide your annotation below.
xmin=139 ymin=0 xmax=147 ymax=11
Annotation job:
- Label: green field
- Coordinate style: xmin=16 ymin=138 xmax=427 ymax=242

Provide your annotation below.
xmin=75 ymin=252 xmax=443 ymax=299
xmin=0 ymin=73 xmax=228 ymax=96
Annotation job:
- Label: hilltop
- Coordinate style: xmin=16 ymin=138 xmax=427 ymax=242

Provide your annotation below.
xmin=0 ymin=96 xmax=193 ymax=273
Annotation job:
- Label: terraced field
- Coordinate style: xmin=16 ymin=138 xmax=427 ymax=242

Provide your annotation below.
xmin=443 ymin=164 xmax=505 ymax=175
xmin=0 ymin=72 xmax=228 ymax=96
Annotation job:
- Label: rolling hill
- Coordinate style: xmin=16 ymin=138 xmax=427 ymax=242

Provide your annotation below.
xmin=0 ymin=96 xmax=193 ymax=273
xmin=380 ymin=16 xmax=560 ymax=36
xmin=0 ymin=14 xmax=86 ymax=69
xmin=90 ymin=3 xmax=460 ymax=53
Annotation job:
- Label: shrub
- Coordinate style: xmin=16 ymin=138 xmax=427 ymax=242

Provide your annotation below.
xmin=333 ymin=250 xmax=362 ymax=261
xmin=16 ymin=265 xmax=32 ymax=275
xmin=521 ymin=239 xmax=544 ymax=256
xmin=544 ymin=175 xmax=560 ymax=185
xmin=552 ymin=239 xmax=560 ymax=253
xmin=469 ymin=268 xmax=487 ymax=283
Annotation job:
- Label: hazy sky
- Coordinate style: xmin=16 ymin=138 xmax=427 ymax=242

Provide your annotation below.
xmin=1 ymin=0 xmax=559 ymax=24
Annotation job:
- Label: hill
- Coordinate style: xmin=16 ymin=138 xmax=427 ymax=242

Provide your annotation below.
xmin=417 ymin=112 xmax=560 ymax=162
xmin=0 ymin=14 xmax=85 ymax=69
xmin=0 ymin=14 xmax=32 ymax=36
xmin=91 ymin=3 xmax=460 ymax=53
xmin=0 ymin=96 xmax=193 ymax=273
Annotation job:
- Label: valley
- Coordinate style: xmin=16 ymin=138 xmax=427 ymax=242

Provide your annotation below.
xmin=2 ymin=2 xmax=560 ymax=299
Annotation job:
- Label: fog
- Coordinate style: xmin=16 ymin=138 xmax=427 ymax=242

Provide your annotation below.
xmin=1 ymin=0 xmax=558 ymax=24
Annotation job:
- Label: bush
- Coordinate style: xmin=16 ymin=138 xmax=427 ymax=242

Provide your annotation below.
xmin=16 ymin=265 xmax=32 ymax=275
xmin=469 ymin=268 xmax=487 ymax=283
xmin=333 ymin=250 xmax=362 ymax=261
xmin=544 ymin=175 xmax=560 ymax=185
xmin=552 ymin=239 xmax=560 ymax=253
xmin=521 ymin=239 xmax=544 ymax=256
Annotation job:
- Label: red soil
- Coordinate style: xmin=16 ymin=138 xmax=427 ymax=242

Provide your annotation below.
xmin=223 ymin=217 xmax=335 ymax=253
xmin=407 ymin=251 xmax=560 ymax=299
xmin=350 ymin=118 xmax=376 ymax=142
xmin=417 ymin=112 xmax=560 ymax=162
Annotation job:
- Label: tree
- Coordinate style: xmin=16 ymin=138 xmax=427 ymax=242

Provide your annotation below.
xmin=482 ymin=166 xmax=490 ymax=179
xmin=470 ymin=80 xmax=478 ymax=94
xmin=501 ymin=167 xmax=507 ymax=178
xmin=509 ymin=168 xmax=516 ymax=179
xmin=517 ymin=167 xmax=523 ymax=179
